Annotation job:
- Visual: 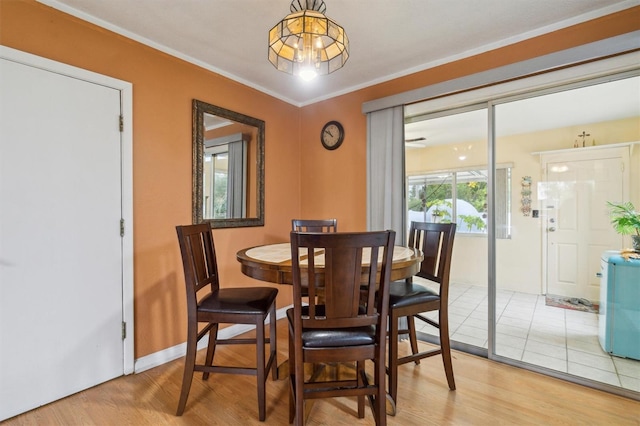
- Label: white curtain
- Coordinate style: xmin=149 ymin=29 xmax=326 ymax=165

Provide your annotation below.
xmin=366 ymin=105 xmax=406 ymax=245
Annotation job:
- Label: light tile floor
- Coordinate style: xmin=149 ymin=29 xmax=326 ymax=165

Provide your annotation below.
xmin=413 ymin=278 xmax=640 ymax=393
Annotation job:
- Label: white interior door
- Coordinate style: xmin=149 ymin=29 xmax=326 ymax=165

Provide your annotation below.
xmin=0 ymin=55 xmax=126 ymax=420
xmin=542 ymin=147 xmax=627 ymax=301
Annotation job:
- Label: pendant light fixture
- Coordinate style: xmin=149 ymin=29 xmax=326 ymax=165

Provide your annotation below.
xmin=268 ymin=0 xmax=349 ymax=81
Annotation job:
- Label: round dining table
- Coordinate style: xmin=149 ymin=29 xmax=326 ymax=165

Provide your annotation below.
xmin=236 ymin=241 xmax=422 ymax=416
xmin=236 ymin=242 xmax=423 ymax=285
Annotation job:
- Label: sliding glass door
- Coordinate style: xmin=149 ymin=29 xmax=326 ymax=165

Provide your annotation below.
xmin=492 ymin=76 xmax=640 ymax=394
xmin=405 ymin=106 xmax=490 ymax=354
xmin=404 ymin=73 xmax=640 ymax=396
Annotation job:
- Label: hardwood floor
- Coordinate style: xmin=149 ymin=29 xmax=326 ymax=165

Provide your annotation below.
xmin=5 ymin=319 xmax=639 ymax=425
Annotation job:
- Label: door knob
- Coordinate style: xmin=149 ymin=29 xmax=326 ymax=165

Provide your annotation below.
xmin=548 ymin=227 xmax=556 ymax=232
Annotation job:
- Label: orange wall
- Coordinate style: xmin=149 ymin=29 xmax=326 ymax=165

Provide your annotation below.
xmin=2 ymin=0 xmax=639 ymax=359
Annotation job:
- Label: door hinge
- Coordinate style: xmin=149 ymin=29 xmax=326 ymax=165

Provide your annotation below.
xmin=621 ymin=162 xmax=625 ymax=172
xmin=120 ymin=218 xmax=125 ymax=237
xmin=119 ymin=114 xmax=124 ymax=132
xmin=122 ymin=321 xmax=127 ymax=340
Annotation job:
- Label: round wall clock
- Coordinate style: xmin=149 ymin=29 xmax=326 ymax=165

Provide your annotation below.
xmin=320 ymin=120 xmax=345 ymax=150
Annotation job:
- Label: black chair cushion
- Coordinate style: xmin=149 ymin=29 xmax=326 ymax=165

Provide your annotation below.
xmin=286 ymin=308 xmax=375 ymax=348
xmin=199 ymin=287 xmax=278 ymax=315
xmin=388 ymin=281 xmax=440 ymax=309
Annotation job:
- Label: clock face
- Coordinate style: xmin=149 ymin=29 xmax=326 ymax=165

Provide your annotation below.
xmin=321 ymin=121 xmax=344 ymax=150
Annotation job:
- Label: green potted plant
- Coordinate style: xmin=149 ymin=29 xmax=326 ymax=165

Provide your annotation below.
xmin=607 ymin=201 xmax=640 ymax=252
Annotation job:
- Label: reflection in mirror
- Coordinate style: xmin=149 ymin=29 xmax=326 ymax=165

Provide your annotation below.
xmin=193 ymin=100 xmax=264 ymax=228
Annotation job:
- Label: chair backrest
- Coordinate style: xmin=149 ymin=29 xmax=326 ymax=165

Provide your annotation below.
xmin=176 ymin=223 xmax=220 ymax=309
xmin=407 ymin=221 xmax=456 ymax=295
xmin=290 ymin=230 xmax=395 ymax=330
xmin=291 ymin=219 xmax=338 ymax=233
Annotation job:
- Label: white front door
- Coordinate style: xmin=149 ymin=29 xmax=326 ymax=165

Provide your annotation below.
xmin=0 ymin=53 xmax=129 ymax=420
xmin=542 ymin=147 xmax=627 ymax=301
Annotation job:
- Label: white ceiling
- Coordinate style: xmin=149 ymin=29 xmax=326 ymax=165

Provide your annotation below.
xmin=38 ymin=0 xmax=638 ymax=106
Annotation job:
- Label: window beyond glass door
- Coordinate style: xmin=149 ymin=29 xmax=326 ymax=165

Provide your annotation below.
xmin=407 ymin=169 xmax=509 ymax=237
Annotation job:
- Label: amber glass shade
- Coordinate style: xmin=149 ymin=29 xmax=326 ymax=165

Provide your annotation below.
xmin=268 ymin=1 xmax=349 ymax=79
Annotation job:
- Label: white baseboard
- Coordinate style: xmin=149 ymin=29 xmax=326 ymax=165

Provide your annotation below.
xmin=134 ymin=305 xmax=290 ymax=373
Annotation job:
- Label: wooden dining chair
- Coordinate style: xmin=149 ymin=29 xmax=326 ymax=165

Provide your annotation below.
xmin=175 ymin=223 xmax=278 ymax=421
xmin=292 ymin=219 xmax=337 ymax=300
xmin=288 ymin=230 xmax=395 ymax=426
xmin=387 ymin=222 xmax=457 ymax=408
xmin=291 ymin=218 xmax=338 ymax=233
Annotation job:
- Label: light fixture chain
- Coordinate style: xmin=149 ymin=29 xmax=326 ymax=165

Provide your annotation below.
xmin=290 ymin=0 xmax=326 ymax=13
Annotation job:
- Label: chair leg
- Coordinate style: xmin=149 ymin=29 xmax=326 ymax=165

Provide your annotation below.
xmin=291 ymin=330 xmax=304 ymax=426
xmin=202 ymin=323 xmax=218 ymax=380
xmin=357 ymin=361 xmax=365 ymax=418
xmin=375 ymin=356 xmax=387 ymax=426
xmin=256 ymin=316 xmax=267 ymax=421
xmin=288 ymin=326 xmax=296 ymax=424
xmin=290 ymin=352 xmax=305 ymax=426
xmin=289 ymin=379 xmax=295 ymax=425
xmin=269 ymin=304 xmax=278 ymax=380
xmin=439 ymin=311 xmax=456 ymax=391
xmin=294 ymin=365 xmax=304 ymax=426
xmin=406 ymin=315 xmax=421 ymax=365
xmin=387 ymin=310 xmax=399 ymax=405
xmin=439 ymin=309 xmax=456 ymax=390
xmin=176 ymin=326 xmax=198 ymax=416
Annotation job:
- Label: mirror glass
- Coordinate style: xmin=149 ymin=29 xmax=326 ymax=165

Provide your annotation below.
xmin=193 ymin=100 xmax=264 ymax=228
